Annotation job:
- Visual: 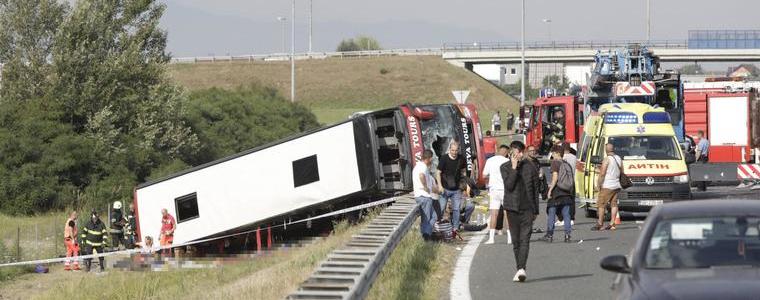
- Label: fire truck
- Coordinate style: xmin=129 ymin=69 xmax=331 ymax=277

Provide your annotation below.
xmin=683 ymin=81 xmax=760 ymax=187
xmin=523 ymin=44 xmax=683 ymax=156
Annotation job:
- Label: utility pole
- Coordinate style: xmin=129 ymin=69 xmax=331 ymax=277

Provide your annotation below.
xmin=309 ymin=0 xmax=313 ymax=53
xmin=291 ymin=0 xmax=296 ymax=102
xmin=520 ymin=0 xmax=526 ymax=107
xmin=646 ymin=0 xmax=651 ymax=41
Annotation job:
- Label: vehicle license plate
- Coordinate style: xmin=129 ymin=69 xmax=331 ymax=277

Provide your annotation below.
xmin=638 ymin=200 xmax=663 ymax=206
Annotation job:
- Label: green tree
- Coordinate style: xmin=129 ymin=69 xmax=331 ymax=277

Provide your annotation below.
xmin=678 ymin=64 xmax=703 ymax=75
xmin=0 ymin=0 xmax=68 ymax=102
xmin=183 ymin=86 xmax=320 ymax=165
xmin=501 ymin=79 xmax=539 ymax=102
xmin=541 ymin=75 xmax=569 ymax=91
xmin=336 ymin=35 xmax=382 ymax=51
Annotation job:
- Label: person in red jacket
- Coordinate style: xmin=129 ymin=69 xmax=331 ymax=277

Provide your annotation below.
xmin=159 ymin=208 xmax=176 ymax=257
xmin=483 ymin=130 xmax=498 ymax=159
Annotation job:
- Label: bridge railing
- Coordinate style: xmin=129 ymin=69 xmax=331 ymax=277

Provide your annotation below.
xmin=442 ymin=40 xmax=689 ymax=52
xmin=169 ymin=41 xmax=695 ymax=64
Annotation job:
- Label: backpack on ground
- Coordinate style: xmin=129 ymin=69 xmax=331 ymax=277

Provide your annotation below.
xmin=556 ymin=161 xmax=574 ymax=192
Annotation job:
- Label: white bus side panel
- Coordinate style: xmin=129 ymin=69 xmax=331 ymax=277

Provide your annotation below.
xmin=136 ymin=122 xmax=362 ymax=245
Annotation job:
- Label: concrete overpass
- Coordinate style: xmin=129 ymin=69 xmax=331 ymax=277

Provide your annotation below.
xmin=443 ymin=40 xmax=760 ymax=69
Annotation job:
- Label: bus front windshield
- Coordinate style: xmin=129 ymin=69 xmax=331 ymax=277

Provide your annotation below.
xmin=608 ymin=135 xmax=681 ymax=160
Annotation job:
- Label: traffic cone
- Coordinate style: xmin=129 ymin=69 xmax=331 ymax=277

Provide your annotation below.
xmin=614 ymin=212 xmax=622 ymax=225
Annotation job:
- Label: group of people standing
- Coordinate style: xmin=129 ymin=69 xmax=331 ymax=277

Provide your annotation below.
xmin=62 ymin=204 xmax=176 ymax=272
xmin=413 ymin=140 xmax=479 ymax=241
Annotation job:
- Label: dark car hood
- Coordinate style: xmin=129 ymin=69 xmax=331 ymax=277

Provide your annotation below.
xmin=638 ymin=267 xmax=760 ymax=300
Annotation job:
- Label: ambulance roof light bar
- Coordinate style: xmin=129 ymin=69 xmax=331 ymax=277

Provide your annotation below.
xmin=604 ymin=112 xmax=638 ymax=124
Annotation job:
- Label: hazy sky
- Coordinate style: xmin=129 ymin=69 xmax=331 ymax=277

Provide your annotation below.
xmin=161 ymin=0 xmax=760 ymax=57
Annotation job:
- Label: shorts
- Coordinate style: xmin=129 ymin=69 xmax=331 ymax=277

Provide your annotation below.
xmin=597 ymin=188 xmax=620 ymax=208
xmin=489 ymin=190 xmax=504 ymax=210
xmin=494 ymin=124 xmax=502 ymax=131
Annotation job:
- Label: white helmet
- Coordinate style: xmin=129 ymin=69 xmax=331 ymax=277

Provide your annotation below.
xmin=113 ymin=201 xmax=122 ymax=210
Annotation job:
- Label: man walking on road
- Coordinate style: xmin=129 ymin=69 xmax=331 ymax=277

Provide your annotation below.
xmin=592 ymin=143 xmax=622 ymax=231
xmin=695 ymin=130 xmax=710 ymax=191
xmin=501 ymin=141 xmax=540 ymax=282
xmin=437 ymin=141 xmax=467 ymax=234
xmin=483 ymin=145 xmax=510 ymax=244
xmin=413 ymin=150 xmax=437 ymax=240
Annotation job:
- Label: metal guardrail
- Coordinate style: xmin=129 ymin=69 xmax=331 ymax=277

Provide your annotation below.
xmin=287 ymin=194 xmax=419 ymax=300
xmin=442 ymin=40 xmax=689 ymax=51
xmin=170 ymin=48 xmax=442 ymax=64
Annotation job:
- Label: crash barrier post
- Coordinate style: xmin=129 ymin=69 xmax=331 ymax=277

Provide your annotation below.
xmin=256 ymin=227 xmax=261 ymax=252
xmin=267 ymin=227 xmax=272 ymax=250
xmin=287 ymin=194 xmax=418 ymax=300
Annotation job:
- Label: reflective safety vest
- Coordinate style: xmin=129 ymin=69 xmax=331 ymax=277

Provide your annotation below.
xmin=81 ymin=220 xmax=108 ymax=247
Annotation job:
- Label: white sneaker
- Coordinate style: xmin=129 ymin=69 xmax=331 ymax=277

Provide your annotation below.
xmin=497 ymin=230 xmax=504 ymax=236
xmin=555 ymin=220 xmax=563 ymax=226
xmin=513 ymin=269 xmax=527 ymax=282
xmin=485 ymin=238 xmax=495 ymax=245
xmin=571 ymin=220 xmax=575 ymax=226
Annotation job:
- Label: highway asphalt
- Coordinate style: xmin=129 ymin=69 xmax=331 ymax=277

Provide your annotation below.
xmin=466 ymin=186 xmax=760 ymax=300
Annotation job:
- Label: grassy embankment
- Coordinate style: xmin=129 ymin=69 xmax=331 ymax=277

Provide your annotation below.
xmin=168 ymin=55 xmax=519 ymax=125
xmin=0 ymin=210 xmax=464 ymax=300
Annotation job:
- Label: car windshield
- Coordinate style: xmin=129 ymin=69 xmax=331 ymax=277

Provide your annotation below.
xmin=609 ymin=136 xmax=681 ymax=160
xmin=645 ymin=216 xmax=760 ymax=269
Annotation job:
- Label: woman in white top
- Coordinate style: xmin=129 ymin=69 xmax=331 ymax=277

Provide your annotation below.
xmin=592 ymin=143 xmax=622 ymax=231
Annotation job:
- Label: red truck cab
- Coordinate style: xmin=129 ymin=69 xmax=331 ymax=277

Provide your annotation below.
xmin=524 ymin=95 xmax=584 ymax=155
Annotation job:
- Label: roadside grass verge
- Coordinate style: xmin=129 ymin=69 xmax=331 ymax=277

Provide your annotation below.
xmin=367 ymin=223 xmax=458 ymax=300
xmin=0 ymin=213 xmax=68 ymax=284
xmin=11 ymin=213 xmax=372 ymax=300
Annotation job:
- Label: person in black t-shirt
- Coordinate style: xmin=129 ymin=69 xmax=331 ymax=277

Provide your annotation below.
xmin=436 ymin=140 xmax=467 ymax=232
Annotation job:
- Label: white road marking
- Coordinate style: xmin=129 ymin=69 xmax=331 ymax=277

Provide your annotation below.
xmin=450 ymin=230 xmax=487 ymax=300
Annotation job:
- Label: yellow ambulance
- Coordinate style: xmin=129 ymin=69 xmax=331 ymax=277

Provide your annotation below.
xmin=576 ymin=103 xmax=691 ymax=217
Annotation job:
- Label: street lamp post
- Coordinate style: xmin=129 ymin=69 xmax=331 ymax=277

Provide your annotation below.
xmin=542 ymin=19 xmax=552 ymax=42
xmin=309 ymin=0 xmax=313 ymax=53
xmin=291 ymin=0 xmax=296 ymax=102
xmin=520 ymin=0 xmax=525 ymax=107
xmin=646 ymin=0 xmax=651 ymax=41
xmin=277 ymin=16 xmax=287 ymax=53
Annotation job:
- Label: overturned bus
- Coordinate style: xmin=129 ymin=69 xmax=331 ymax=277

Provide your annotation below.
xmin=132 ymin=103 xmax=486 ymax=247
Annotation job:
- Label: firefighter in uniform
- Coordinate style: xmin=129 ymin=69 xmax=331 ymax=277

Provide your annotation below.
xmin=110 ymin=201 xmax=127 ymax=251
xmin=124 ymin=204 xmax=137 ymax=249
xmin=81 ymin=210 xmax=108 ymax=272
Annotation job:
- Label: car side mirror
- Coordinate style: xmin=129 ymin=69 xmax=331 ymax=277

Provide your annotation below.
xmin=590 ymin=156 xmax=603 ymax=165
xmin=600 ymin=255 xmax=631 ymax=274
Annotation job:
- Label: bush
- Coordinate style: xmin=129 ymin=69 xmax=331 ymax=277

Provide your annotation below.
xmin=182 ymin=85 xmax=320 ymax=165
xmin=379 ymin=68 xmax=390 ymax=75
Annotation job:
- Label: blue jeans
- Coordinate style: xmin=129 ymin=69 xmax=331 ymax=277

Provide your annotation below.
xmin=547 ymin=204 xmax=572 ymax=236
xmin=415 ymin=196 xmax=436 ymax=236
xmin=462 ymin=201 xmax=475 ymax=225
xmin=439 ymin=189 xmax=462 ymax=230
